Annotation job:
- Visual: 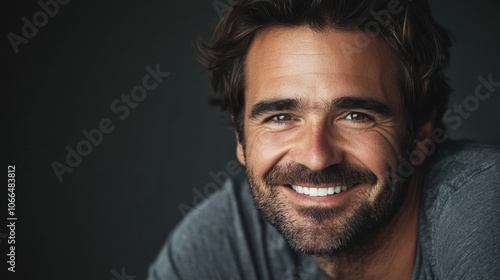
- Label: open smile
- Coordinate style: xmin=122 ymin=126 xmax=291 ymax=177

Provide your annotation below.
xmin=287 ymin=184 xmax=354 ymax=197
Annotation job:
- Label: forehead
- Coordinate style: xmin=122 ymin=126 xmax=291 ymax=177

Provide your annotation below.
xmin=245 ymin=25 xmax=401 ymax=109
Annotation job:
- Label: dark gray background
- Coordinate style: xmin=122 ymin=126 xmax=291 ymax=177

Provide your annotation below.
xmin=2 ymin=0 xmax=499 ymax=279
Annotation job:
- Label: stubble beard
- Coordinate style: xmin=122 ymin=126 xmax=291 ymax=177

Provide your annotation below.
xmin=246 ymin=164 xmax=407 ymax=256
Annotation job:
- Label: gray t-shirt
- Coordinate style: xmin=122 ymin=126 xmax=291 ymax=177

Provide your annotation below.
xmin=148 ymin=140 xmax=500 ymax=280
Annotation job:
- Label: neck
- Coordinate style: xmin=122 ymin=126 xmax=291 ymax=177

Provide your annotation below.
xmin=312 ymin=170 xmax=423 ymax=280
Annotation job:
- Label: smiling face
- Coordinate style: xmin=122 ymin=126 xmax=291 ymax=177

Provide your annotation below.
xmin=237 ymin=26 xmax=412 ymax=254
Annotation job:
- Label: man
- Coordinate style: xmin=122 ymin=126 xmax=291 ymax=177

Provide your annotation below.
xmin=149 ymin=0 xmax=500 ymax=279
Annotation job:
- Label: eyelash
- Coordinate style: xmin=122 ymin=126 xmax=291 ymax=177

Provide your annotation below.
xmin=264 ymin=114 xmax=293 ymax=125
xmin=344 ymin=112 xmax=374 ymax=123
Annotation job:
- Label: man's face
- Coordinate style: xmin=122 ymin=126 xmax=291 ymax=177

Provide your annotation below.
xmin=237 ymin=26 xmax=411 ymax=254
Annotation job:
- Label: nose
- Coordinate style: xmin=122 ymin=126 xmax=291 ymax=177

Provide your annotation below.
xmin=290 ymin=121 xmax=343 ymax=171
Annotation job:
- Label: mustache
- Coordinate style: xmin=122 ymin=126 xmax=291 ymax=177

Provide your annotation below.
xmin=263 ymin=162 xmax=378 ymax=187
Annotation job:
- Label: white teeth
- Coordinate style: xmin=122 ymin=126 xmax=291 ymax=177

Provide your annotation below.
xmin=290 ymin=185 xmax=352 ymax=196
xmin=318 ymin=188 xmax=328 ymax=196
xmin=309 ymin=188 xmax=318 ymax=196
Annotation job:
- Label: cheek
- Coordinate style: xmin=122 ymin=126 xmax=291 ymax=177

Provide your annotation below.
xmin=245 ymin=129 xmax=291 ymax=175
xmin=246 ymin=125 xmax=300 ymax=176
xmin=341 ymin=129 xmax=404 ymax=177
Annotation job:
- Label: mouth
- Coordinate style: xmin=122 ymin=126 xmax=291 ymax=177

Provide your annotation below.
xmin=288 ymin=184 xmax=354 ymax=197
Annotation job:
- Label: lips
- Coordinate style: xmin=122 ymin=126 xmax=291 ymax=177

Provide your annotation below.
xmin=289 ymin=184 xmax=353 ymax=197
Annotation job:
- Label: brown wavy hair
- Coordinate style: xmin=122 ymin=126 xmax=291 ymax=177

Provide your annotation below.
xmin=198 ymin=0 xmax=452 ymax=143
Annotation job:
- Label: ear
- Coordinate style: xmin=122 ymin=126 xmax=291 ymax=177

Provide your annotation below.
xmin=409 ymin=116 xmax=435 ymax=166
xmin=235 ymin=130 xmax=246 ymax=166
xmin=417 ymin=119 xmax=433 ymax=142
xmin=231 ymin=114 xmax=246 ymax=166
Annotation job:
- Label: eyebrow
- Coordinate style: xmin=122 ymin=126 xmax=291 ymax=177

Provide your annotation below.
xmin=250 ymin=99 xmax=301 ymax=120
xmin=331 ymin=96 xmax=393 ymax=118
xmin=249 ymin=96 xmax=393 ymax=120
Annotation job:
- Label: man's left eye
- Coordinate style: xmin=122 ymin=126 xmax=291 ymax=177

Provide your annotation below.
xmin=345 ymin=112 xmax=372 ymax=121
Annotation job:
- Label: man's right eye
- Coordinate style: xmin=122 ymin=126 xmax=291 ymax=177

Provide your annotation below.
xmin=265 ymin=114 xmax=293 ymax=124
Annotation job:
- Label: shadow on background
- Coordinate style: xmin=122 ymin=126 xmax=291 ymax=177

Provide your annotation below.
xmin=1 ymin=0 xmax=499 ymax=279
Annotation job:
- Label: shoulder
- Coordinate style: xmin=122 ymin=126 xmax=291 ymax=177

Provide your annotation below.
xmin=424 ymin=140 xmax=500 ymax=189
xmin=419 ymin=140 xmax=500 ymax=279
xmin=147 ymin=177 xmax=252 ymax=279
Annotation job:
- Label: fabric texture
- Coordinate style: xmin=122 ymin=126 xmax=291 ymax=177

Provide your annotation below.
xmin=148 ymin=140 xmax=500 ymax=280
